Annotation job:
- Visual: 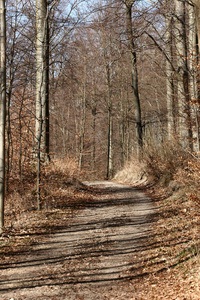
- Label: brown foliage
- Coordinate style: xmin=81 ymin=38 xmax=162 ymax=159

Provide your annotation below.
xmin=5 ymin=156 xmax=93 ymax=228
xmin=142 ymin=140 xmax=189 ymax=186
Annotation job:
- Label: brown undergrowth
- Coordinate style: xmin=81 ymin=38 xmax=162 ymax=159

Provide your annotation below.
xmin=1 ymin=147 xmax=200 ymax=298
xmin=0 ymin=157 xmax=95 ymax=264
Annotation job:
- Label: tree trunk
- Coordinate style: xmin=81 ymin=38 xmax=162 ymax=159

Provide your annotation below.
xmin=125 ymin=2 xmax=143 ymax=156
xmin=193 ymin=0 xmax=200 ymax=152
xmin=6 ymin=69 xmax=12 ymax=191
xmin=91 ymin=107 xmax=96 ymax=171
xmin=0 ymin=0 xmax=6 ymax=231
xmin=194 ymin=0 xmax=200 ymax=54
xmin=120 ymin=77 xmax=129 ymax=167
xmin=79 ymin=58 xmax=87 ymax=171
xmin=188 ymin=2 xmax=200 ymax=152
xmin=106 ymin=63 xmax=113 ymax=179
xmin=35 ymin=0 xmax=50 ymax=209
xmin=175 ymin=0 xmax=192 ymax=149
xmin=165 ymin=9 xmax=175 ymax=139
xmin=35 ymin=0 xmax=50 ymax=163
xmin=120 ymin=88 xmax=125 ymax=167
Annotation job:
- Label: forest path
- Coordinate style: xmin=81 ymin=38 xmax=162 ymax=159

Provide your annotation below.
xmin=0 ymin=181 xmax=156 ymax=299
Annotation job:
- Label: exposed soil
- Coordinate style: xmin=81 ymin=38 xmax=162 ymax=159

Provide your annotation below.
xmin=0 ymin=181 xmax=156 ymax=299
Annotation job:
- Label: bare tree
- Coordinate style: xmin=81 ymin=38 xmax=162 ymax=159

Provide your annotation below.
xmin=174 ymin=0 xmax=193 ymax=149
xmin=124 ymin=0 xmax=143 ymax=156
xmin=36 ymin=0 xmax=50 ymax=209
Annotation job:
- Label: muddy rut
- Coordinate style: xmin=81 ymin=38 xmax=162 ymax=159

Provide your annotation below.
xmin=0 ymin=181 xmax=156 ymax=299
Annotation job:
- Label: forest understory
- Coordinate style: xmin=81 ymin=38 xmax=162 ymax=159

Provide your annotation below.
xmin=0 ymin=151 xmax=200 ymax=299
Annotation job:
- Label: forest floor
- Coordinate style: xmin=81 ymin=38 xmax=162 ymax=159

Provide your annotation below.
xmin=0 ymin=180 xmax=200 ymax=299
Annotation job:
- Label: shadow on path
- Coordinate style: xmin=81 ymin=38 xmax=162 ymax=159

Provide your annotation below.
xmin=0 ymin=181 xmax=193 ymax=299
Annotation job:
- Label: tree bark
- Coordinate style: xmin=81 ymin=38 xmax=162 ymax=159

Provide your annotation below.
xmin=35 ymin=0 xmax=50 ymax=163
xmin=0 ymin=0 xmax=6 ymax=231
xmin=188 ymin=2 xmax=200 ymax=152
xmin=175 ymin=0 xmax=192 ymax=149
xmin=35 ymin=0 xmax=50 ymax=210
xmin=194 ymin=0 xmax=200 ymax=54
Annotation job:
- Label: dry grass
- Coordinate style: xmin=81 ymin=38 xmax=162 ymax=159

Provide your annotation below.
xmin=114 ymin=158 xmax=147 ymax=184
xmin=5 ymin=156 xmax=82 ymax=215
xmin=142 ymin=140 xmax=189 ymax=185
xmin=46 ymin=156 xmax=79 ymax=178
xmin=1 ymin=156 xmax=94 ymax=261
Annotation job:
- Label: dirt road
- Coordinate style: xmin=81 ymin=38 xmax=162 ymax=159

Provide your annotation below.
xmin=0 ymin=181 xmax=156 ymax=299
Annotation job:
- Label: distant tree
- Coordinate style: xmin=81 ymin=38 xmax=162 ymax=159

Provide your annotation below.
xmin=78 ymin=56 xmax=87 ymax=171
